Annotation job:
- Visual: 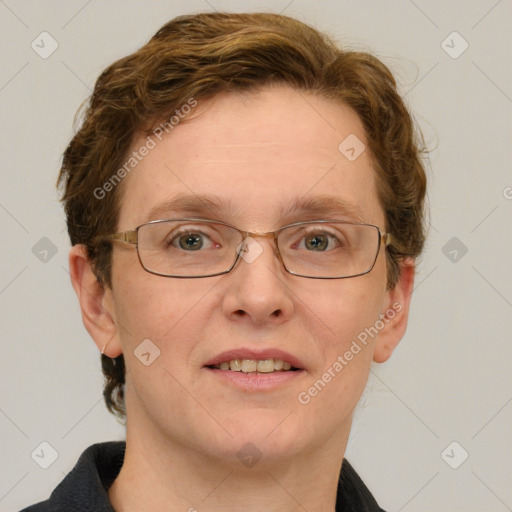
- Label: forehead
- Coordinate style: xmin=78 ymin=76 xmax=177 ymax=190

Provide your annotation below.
xmin=117 ymin=86 xmax=383 ymax=229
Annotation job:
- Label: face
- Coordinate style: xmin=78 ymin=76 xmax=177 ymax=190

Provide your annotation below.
xmin=97 ymin=85 xmax=409 ymax=468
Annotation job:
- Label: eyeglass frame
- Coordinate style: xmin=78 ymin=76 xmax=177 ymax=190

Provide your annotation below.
xmin=93 ymin=217 xmax=393 ymax=280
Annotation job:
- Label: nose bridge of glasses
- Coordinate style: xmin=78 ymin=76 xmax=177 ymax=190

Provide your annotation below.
xmin=242 ymin=230 xmax=278 ymax=241
xmin=237 ymin=229 xmax=283 ymax=265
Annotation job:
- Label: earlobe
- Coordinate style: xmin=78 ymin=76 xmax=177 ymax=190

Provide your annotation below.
xmin=373 ymin=259 xmax=415 ymax=363
xmin=68 ymin=245 xmax=123 ymax=358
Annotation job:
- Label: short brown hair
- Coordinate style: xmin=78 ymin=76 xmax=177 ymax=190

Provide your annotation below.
xmin=59 ymin=12 xmax=427 ymax=420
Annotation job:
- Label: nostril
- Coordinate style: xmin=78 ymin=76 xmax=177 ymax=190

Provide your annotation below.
xmin=231 ymin=308 xmax=281 ymax=319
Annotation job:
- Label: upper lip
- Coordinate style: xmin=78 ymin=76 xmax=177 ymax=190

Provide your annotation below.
xmin=204 ymin=348 xmax=305 ymax=370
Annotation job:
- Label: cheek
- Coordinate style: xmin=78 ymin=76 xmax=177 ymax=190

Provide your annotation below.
xmin=111 ymin=274 xmax=219 ymax=419
xmin=298 ymin=272 xmax=385 ymax=349
xmin=293 ymin=276 xmax=385 ymax=412
xmin=112 ymin=267 xmax=215 ymax=362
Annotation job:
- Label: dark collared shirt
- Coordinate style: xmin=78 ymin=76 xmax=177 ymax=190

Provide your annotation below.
xmin=21 ymin=442 xmax=385 ymax=511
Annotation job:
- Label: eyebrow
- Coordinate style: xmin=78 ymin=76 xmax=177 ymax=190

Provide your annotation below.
xmin=145 ymin=193 xmax=235 ymax=222
xmin=144 ymin=193 xmax=366 ymax=224
xmin=280 ymin=195 xmax=365 ymax=223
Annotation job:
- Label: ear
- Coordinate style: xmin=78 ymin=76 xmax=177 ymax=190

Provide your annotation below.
xmin=68 ymin=244 xmax=123 ymax=358
xmin=373 ymin=258 xmax=415 ymax=363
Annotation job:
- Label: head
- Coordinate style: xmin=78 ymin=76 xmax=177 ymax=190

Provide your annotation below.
xmin=62 ymin=13 xmax=426 ymax=465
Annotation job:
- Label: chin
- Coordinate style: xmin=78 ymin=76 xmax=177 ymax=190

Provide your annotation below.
xmin=204 ymin=410 xmax=306 ymax=467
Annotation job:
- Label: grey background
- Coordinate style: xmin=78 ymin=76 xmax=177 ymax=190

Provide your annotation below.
xmin=1 ymin=1 xmax=511 ymax=510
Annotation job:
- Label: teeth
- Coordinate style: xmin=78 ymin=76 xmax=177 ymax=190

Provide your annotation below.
xmin=229 ymin=359 xmax=242 ymax=371
xmin=256 ymin=359 xmax=275 ymax=373
xmin=241 ymin=359 xmax=257 ymax=372
xmin=213 ymin=358 xmax=296 ymax=373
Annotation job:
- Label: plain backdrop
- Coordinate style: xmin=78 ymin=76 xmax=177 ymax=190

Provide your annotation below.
xmin=1 ymin=1 xmax=511 ymax=511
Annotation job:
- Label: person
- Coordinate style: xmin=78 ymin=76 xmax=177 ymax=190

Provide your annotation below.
xmin=22 ymin=11 xmax=426 ymax=512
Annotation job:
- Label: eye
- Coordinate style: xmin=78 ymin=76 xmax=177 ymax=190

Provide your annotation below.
xmin=177 ymin=232 xmax=204 ymax=251
xmin=301 ymin=232 xmax=341 ymax=251
xmin=166 ymin=228 xmax=219 ymax=251
xmin=304 ymin=234 xmax=330 ymax=251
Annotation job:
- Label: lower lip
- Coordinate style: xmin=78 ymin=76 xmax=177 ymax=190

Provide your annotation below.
xmin=204 ymin=368 xmax=305 ymax=391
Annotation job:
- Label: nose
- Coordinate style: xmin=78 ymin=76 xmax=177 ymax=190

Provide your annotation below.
xmin=221 ymin=236 xmax=294 ymax=325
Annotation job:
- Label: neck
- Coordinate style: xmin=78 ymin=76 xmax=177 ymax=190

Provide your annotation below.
xmin=108 ymin=419 xmax=350 ymax=512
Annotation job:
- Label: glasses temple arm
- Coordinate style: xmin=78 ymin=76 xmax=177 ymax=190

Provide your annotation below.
xmin=94 ymin=231 xmax=138 ymax=244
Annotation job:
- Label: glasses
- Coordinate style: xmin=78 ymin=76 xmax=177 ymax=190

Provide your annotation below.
xmin=94 ymin=218 xmax=392 ymax=279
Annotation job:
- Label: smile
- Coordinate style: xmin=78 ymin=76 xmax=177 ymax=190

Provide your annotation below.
xmin=207 ymin=358 xmax=298 ymax=373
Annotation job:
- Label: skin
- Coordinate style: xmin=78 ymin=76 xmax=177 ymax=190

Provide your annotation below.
xmin=70 ymin=85 xmax=414 ymax=512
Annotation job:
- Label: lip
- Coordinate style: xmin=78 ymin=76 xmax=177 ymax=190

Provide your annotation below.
xmin=203 ymin=347 xmax=306 ymax=370
xmin=205 ymin=368 xmax=305 ymax=392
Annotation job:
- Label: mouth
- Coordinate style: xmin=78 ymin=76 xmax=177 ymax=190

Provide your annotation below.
xmin=206 ymin=358 xmax=300 ymax=373
xmin=203 ymin=349 xmax=305 ymax=391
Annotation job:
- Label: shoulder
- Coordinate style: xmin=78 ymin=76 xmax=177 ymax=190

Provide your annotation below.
xmin=19 ymin=442 xmax=125 ymax=512
xmin=336 ymin=459 xmax=386 ymax=512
